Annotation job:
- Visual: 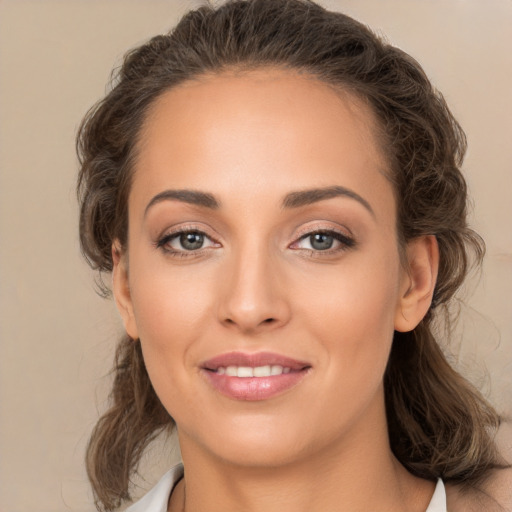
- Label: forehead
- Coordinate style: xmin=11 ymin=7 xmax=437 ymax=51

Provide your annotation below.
xmin=132 ymin=68 xmax=393 ymax=218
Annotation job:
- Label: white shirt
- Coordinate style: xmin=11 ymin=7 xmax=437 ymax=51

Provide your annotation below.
xmin=126 ymin=463 xmax=447 ymax=512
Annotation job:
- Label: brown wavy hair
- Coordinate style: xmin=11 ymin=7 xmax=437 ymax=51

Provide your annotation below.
xmin=77 ymin=0 xmax=508 ymax=510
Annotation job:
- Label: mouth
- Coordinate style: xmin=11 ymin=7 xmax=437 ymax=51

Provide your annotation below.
xmin=200 ymin=352 xmax=311 ymax=401
xmin=211 ymin=365 xmax=293 ymax=377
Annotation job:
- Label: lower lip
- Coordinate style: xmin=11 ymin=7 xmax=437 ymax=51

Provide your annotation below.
xmin=201 ymin=369 xmax=309 ymax=401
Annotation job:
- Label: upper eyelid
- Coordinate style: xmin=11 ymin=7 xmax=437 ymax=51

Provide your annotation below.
xmin=157 ymin=223 xmax=218 ymax=240
xmin=292 ymin=222 xmax=353 ymax=240
xmin=291 ymin=229 xmax=354 ymax=246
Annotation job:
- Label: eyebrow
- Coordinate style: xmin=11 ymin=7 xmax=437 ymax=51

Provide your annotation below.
xmin=144 ymin=189 xmax=220 ymax=216
xmin=282 ymin=186 xmax=375 ymax=217
xmin=144 ymin=185 xmax=374 ymax=217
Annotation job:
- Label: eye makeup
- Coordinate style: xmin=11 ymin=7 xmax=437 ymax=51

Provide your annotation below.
xmin=154 ymin=223 xmax=356 ymax=262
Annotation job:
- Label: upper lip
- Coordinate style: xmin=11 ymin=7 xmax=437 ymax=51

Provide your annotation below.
xmin=201 ymin=351 xmax=311 ymax=371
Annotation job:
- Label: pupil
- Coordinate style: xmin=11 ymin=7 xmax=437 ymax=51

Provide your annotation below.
xmin=311 ymin=233 xmax=333 ymax=250
xmin=180 ymin=232 xmax=204 ymax=250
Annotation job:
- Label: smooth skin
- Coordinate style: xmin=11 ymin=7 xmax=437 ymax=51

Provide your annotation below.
xmin=113 ymin=68 xmax=441 ymax=512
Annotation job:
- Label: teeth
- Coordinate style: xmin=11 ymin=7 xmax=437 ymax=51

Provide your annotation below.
xmin=216 ymin=365 xmax=290 ymax=377
xmin=237 ymin=366 xmax=254 ymax=377
xmin=225 ymin=366 xmax=238 ymax=376
xmin=270 ymin=365 xmax=284 ymax=375
xmin=253 ymin=365 xmax=271 ymax=377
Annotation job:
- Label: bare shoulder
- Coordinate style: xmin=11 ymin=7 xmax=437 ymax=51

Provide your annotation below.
xmin=446 ymin=468 xmax=512 ymax=512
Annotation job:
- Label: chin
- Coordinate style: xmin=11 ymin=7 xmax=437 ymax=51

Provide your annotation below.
xmin=214 ymin=436 xmax=310 ymax=469
xmin=179 ymin=409 xmax=333 ymax=470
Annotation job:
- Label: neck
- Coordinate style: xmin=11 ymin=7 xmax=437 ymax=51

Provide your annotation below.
xmin=170 ymin=397 xmax=435 ymax=512
xmin=171 ymin=445 xmax=434 ymax=512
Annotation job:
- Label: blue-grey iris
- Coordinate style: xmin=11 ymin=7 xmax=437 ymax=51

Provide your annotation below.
xmin=310 ymin=233 xmax=334 ymax=250
xmin=181 ymin=232 xmax=204 ymax=250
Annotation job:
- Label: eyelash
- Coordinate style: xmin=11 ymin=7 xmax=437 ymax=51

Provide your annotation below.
xmin=291 ymin=229 xmax=356 ymax=256
xmin=155 ymin=227 xmax=220 ymax=258
xmin=155 ymin=227 xmax=355 ymax=258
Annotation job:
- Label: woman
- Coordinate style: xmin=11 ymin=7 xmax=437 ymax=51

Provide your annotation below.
xmin=77 ymin=0 xmax=510 ymax=511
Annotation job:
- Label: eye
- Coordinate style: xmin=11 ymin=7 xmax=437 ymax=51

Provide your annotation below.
xmin=291 ymin=229 xmax=355 ymax=253
xmin=157 ymin=229 xmax=218 ymax=254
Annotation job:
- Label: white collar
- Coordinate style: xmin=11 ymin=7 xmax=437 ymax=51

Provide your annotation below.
xmin=426 ymin=478 xmax=447 ymax=512
xmin=125 ymin=464 xmax=184 ymax=512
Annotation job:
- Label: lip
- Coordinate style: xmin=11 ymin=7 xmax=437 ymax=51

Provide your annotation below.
xmin=200 ymin=351 xmax=311 ymax=401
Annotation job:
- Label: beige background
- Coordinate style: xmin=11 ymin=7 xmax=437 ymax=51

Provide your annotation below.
xmin=0 ymin=1 xmax=511 ymax=511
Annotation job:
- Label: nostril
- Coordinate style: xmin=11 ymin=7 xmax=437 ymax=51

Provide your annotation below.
xmin=263 ymin=318 xmax=275 ymax=323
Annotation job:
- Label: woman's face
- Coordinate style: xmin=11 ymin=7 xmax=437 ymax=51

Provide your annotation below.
xmin=115 ymin=69 xmax=418 ymax=467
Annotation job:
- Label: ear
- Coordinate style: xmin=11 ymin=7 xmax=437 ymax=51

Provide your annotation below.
xmin=112 ymin=241 xmax=139 ymax=340
xmin=394 ymin=235 xmax=439 ymax=333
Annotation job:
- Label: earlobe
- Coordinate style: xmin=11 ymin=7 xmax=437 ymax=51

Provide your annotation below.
xmin=394 ymin=235 xmax=439 ymax=333
xmin=112 ymin=241 xmax=139 ymax=340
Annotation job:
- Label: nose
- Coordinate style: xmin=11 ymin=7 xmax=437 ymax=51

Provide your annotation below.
xmin=217 ymin=244 xmax=291 ymax=334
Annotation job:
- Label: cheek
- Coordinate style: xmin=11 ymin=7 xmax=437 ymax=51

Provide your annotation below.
xmin=295 ymin=246 xmax=401 ymax=380
xmin=127 ymin=262 xmax=220 ymax=422
xmin=128 ymin=256 xmax=215 ymax=373
xmin=300 ymin=241 xmax=400 ymax=321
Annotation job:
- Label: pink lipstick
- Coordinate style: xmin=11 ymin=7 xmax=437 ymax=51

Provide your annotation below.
xmin=200 ymin=351 xmax=311 ymax=401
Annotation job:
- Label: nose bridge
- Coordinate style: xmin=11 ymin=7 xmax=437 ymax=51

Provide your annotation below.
xmin=219 ymin=236 xmax=289 ymax=332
